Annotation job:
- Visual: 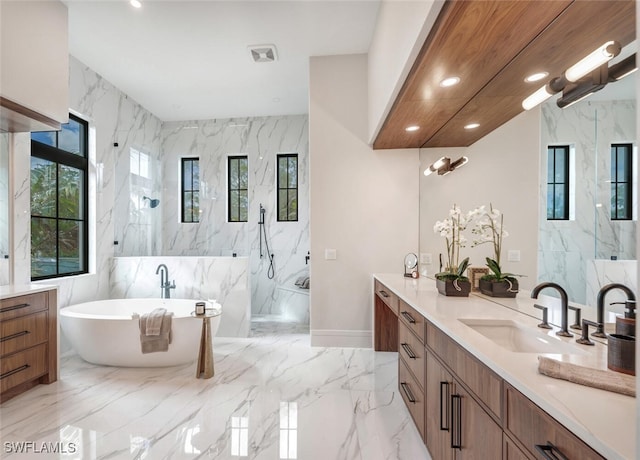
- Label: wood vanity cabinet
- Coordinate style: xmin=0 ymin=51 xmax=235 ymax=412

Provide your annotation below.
xmin=425 ymin=328 xmax=502 ymax=459
xmin=0 ymin=289 xmax=57 ymax=402
xmin=398 ymin=299 xmax=427 ymax=440
xmin=374 ymin=280 xmax=398 ymax=352
xmin=504 ymin=384 xmax=605 ymax=460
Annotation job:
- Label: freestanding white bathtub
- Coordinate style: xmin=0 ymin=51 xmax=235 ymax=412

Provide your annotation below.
xmin=60 ymin=298 xmax=221 ymax=367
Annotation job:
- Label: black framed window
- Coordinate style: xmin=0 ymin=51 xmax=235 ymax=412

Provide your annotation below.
xmin=30 ymin=114 xmax=89 ymax=280
xmin=547 ymin=145 xmax=570 ymax=220
xmin=228 ymin=155 xmax=248 ymax=222
xmin=277 ymin=154 xmax=298 ymax=222
xmin=181 ymin=158 xmax=200 ymax=223
xmin=611 ymin=143 xmax=633 ymax=220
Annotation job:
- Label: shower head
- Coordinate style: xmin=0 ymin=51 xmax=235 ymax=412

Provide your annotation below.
xmin=143 ymin=196 xmax=160 ymax=208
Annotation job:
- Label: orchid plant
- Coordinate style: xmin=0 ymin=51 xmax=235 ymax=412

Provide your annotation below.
xmin=470 ymin=204 xmax=519 ymax=287
xmin=433 ymin=204 xmax=472 ymax=283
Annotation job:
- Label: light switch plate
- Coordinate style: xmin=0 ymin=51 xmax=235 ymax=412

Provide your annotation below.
xmin=507 ymin=250 xmax=521 ymax=262
xmin=421 ymin=253 xmax=432 ymax=264
xmin=325 ymin=249 xmax=337 ymax=260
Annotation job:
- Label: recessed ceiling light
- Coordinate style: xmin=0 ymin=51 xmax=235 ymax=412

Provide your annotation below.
xmin=464 ymin=123 xmax=480 ymax=130
xmin=524 ymin=72 xmax=548 ymax=83
xmin=405 ymin=125 xmax=420 ymax=132
xmin=440 ymin=77 xmax=460 ymax=87
xmin=130 ymin=0 xmax=142 ymax=8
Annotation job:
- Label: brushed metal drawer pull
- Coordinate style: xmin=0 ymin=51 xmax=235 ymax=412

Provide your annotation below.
xmin=401 ymin=311 xmax=416 ymax=324
xmin=400 ymin=343 xmax=417 ymax=359
xmin=0 ymin=330 xmax=30 ymax=342
xmin=0 ymin=364 xmax=30 ymax=380
xmin=439 ymin=381 xmax=450 ymax=431
xmin=400 ymin=382 xmax=416 ymax=403
xmin=379 ymin=290 xmax=390 ymax=298
xmin=450 ymin=394 xmax=462 ymax=449
xmin=535 ymin=442 xmax=569 ymax=460
xmin=0 ymin=303 xmax=30 ymax=314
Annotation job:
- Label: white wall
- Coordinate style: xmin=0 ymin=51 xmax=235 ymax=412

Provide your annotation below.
xmin=309 ymin=54 xmax=419 ymax=347
xmin=419 ymin=108 xmax=541 ymax=289
xmin=367 ymin=0 xmax=443 ymax=143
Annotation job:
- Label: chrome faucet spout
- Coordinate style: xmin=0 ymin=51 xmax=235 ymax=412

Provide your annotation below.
xmin=594 ymin=283 xmax=636 ymax=338
xmin=155 ymin=264 xmax=169 ymax=298
xmin=531 ymin=282 xmax=572 ymax=337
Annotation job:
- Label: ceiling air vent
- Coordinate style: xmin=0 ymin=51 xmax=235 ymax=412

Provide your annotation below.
xmin=248 ymin=44 xmax=278 ymax=63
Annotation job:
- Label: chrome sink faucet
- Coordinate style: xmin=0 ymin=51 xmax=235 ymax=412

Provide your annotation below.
xmin=593 ymin=283 xmax=636 ymax=338
xmin=531 ymin=282 xmax=572 ymax=337
xmin=155 ymin=263 xmax=176 ymax=299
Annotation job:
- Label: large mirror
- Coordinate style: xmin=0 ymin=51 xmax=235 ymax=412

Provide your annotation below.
xmin=0 ymin=133 xmax=9 ymax=285
xmin=538 ymin=45 xmax=636 ymax=306
xmin=418 ymin=44 xmax=636 ymax=309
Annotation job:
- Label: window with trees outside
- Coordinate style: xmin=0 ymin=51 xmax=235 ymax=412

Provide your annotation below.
xmin=181 ymin=157 xmax=200 ymax=223
xmin=228 ymin=155 xmax=248 ymax=222
xmin=31 ymin=114 xmax=89 ymax=280
xmin=547 ymin=145 xmax=570 ymax=220
xmin=611 ymin=143 xmax=633 ymax=220
xmin=277 ymin=154 xmax=298 ymax=222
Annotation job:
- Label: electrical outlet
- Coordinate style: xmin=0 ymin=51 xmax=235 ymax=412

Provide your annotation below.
xmin=507 ymin=250 xmax=521 ymax=262
xmin=325 ymin=249 xmax=337 ymax=260
xmin=421 ymin=253 xmax=432 ymax=264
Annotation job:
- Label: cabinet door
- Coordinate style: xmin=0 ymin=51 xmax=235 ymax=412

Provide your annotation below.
xmin=453 ymin=384 xmax=503 ymax=459
xmin=426 ymin=351 xmax=454 ymax=460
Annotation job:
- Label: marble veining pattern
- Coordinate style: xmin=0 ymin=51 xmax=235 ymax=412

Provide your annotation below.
xmin=161 ymin=117 xmax=309 ymax=320
xmin=0 ymin=331 xmax=428 ymax=460
xmin=539 ymin=99 xmax=636 ymax=304
xmin=110 ymin=256 xmax=250 ymax=338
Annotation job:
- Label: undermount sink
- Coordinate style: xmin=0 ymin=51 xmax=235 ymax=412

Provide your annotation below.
xmin=459 ymin=319 xmax=587 ymax=355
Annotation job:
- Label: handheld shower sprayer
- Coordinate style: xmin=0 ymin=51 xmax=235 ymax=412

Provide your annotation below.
xmin=258 ymin=203 xmax=275 ymax=279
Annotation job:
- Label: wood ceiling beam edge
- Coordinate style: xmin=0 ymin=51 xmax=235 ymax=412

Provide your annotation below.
xmin=420 ymin=0 xmax=576 ymax=148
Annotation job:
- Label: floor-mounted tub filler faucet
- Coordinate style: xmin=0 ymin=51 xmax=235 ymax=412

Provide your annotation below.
xmin=155 ymin=263 xmax=176 ymax=299
xmin=593 ymin=283 xmax=636 ymax=338
xmin=531 ymin=282 xmax=572 ymax=337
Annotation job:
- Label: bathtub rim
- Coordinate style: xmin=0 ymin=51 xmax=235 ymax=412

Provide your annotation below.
xmin=60 ymin=298 xmax=222 ymax=320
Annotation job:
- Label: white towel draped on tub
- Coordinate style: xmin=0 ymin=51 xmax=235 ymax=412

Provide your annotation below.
xmin=139 ymin=308 xmax=173 ymax=354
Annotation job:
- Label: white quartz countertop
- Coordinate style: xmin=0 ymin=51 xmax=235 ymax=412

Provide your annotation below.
xmin=374 ymin=274 xmax=636 ymax=460
xmin=0 ymin=284 xmax=58 ymax=300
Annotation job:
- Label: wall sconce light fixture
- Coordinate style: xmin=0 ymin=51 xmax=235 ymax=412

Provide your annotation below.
xmin=522 ymin=41 xmax=625 ymax=111
xmin=424 ymin=156 xmax=468 ymax=176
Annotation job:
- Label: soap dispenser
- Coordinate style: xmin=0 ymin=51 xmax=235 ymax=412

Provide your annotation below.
xmin=613 ymin=300 xmax=636 ymax=337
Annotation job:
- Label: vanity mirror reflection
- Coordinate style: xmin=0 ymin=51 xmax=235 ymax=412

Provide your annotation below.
xmin=0 ymin=133 xmax=9 ymax=285
xmin=418 ymin=44 xmax=637 ymax=310
xmin=538 ymin=45 xmax=637 ymax=307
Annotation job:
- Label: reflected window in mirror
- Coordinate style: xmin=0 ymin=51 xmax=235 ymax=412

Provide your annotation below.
xmin=610 ymin=143 xmax=633 ymax=220
xmin=30 ymin=114 xmax=89 ymax=280
xmin=547 ymin=145 xmax=570 ymax=220
xmin=277 ymin=153 xmax=298 ymax=222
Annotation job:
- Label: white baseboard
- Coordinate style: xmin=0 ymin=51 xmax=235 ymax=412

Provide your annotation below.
xmin=310 ymin=329 xmax=372 ymax=348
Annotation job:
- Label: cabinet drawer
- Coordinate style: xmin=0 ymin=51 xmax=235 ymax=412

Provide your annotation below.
xmin=0 ymin=292 xmax=48 ymax=322
xmin=1 ymin=311 xmax=49 ymax=356
xmin=374 ymin=280 xmax=398 ymax=316
xmin=427 ymin=321 xmax=502 ymax=420
xmin=398 ymin=300 xmax=425 ymax=343
xmin=399 ymin=322 xmax=425 ymax=391
xmin=399 ymin=357 xmax=425 ymax=440
xmin=504 ymin=384 xmax=605 ymax=460
xmin=1 ymin=344 xmax=48 ymax=393
xmin=504 ymin=433 xmax=534 ymax=460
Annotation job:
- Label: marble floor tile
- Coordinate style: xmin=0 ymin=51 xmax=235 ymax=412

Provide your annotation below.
xmin=0 ymin=329 xmax=429 ymax=460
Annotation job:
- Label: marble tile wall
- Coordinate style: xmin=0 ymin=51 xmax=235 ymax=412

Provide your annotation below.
xmin=539 ymin=99 xmax=637 ymax=304
xmin=110 ymin=256 xmax=250 ymax=337
xmin=160 ymin=116 xmax=310 ymax=319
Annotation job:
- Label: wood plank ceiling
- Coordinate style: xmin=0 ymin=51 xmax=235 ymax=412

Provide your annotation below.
xmin=373 ymin=0 xmax=636 ymax=150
